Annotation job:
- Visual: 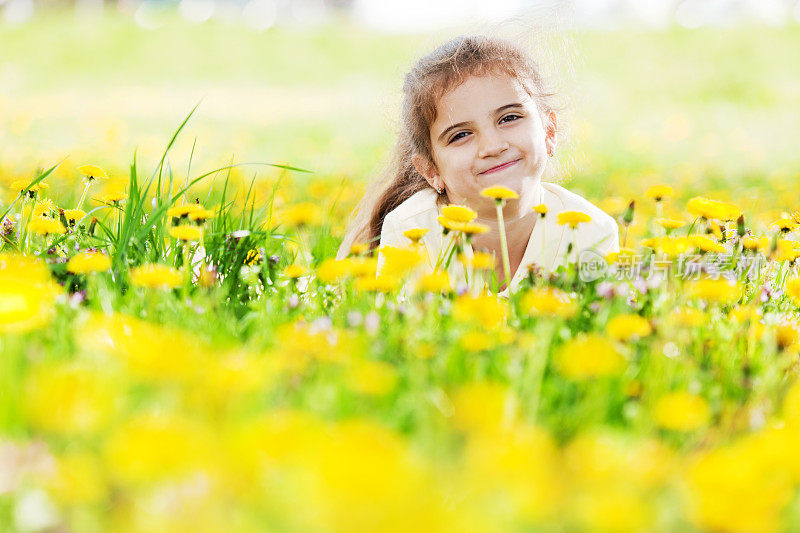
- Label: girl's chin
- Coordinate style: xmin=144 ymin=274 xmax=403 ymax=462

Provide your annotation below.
xmin=473 ymin=174 xmax=536 ymax=195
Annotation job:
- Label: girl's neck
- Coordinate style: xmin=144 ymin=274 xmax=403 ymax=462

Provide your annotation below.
xmin=471 ymin=210 xmax=537 ymax=256
xmin=466 ymin=181 xmax=543 ymax=258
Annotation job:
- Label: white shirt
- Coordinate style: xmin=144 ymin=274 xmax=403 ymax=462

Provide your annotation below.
xmin=378 ymin=182 xmax=620 ymax=295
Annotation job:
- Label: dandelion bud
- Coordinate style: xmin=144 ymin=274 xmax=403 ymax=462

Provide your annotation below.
xmin=737 ymin=214 xmax=746 ymax=238
xmin=58 ymin=209 xmax=69 ymax=229
xmin=88 ymin=217 xmax=98 ymax=236
xmin=623 ymin=200 xmax=635 ymax=226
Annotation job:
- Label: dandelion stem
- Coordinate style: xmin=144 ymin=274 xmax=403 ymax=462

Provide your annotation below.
xmin=443 ymin=235 xmax=460 ymax=270
xmin=21 ymin=198 xmax=33 ymax=254
xmin=527 ymin=322 xmax=555 ymax=423
xmin=495 ymin=201 xmax=511 ymax=290
xmin=77 ymin=182 xmax=91 ymax=211
xmin=434 ymin=232 xmax=456 ymax=271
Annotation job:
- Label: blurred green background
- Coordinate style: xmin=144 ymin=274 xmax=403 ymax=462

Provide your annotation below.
xmin=1 ymin=10 xmax=799 ymax=217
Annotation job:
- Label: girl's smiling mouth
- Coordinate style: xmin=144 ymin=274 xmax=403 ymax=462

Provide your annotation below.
xmin=479 ymin=158 xmax=520 ymax=175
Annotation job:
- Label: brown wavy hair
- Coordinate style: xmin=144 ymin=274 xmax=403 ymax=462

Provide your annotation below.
xmin=338 ymin=35 xmax=557 ymax=258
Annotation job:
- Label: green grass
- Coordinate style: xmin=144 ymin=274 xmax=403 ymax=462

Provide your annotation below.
xmin=1 ymin=14 xmax=799 ymax=195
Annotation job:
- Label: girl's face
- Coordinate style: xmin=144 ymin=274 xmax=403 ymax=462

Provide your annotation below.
xmin=415 ymin=73 xmax=556 ymax=217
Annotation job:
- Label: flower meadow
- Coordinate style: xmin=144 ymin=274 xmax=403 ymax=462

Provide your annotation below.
xmin=3 ymin=110 xmax=800 ymax=533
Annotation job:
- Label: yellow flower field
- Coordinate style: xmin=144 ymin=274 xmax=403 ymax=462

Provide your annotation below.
xmin=1 ymin=137 xmax=800 ymax=532
xmin=2 ymin=13 xmax=800 ymax=533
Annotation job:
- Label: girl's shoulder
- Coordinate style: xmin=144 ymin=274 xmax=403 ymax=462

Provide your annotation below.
xmin=542 ymin=182 xmax=619 ymax=234
xmin=383 ymin=188 xmax=440 ymax=228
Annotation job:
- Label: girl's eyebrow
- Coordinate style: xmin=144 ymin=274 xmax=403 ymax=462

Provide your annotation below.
xmin=436 ymin=103 xmax=525 ymax=143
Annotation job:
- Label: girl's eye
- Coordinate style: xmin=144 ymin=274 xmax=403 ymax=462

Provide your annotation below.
xmin=448 ymin=131 xmax=470 ymax=144
xmin=500 ymin=114 xmax=522 ymax=124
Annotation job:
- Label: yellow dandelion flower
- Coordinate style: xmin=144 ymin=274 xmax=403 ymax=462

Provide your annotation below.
xmin=167 ymin=203 xmax=203 ymax=218
xmin=169 ymin=225 xmax=203 ymax=241
xmin=244 ymin=248 xmax=263 ymax=266
xmin=654 ymin=236 xmax=691 ymax=257
xmin=640 ymin=237 xmax=657 ymax=250
xmin=344 ymin=257 xmax=378 ymax=277
xmin=687 ymin=197 xmax=741 ymax=221
xmin=78 ymin=312 xmax=209 ymax=381
xmin=462 ymin=251 xmax=494 ymax=270
xmin=533 ymin=203 xmax=548 ymax=215
xmin=606 ymin=314 xmax=653 ymax=342
xmin=742 ymin=236 xmax=769 ymax=252
xmin=349 ymin=242 xmax=369 ymax=256
xmin=684 ymin=440 xmax=792 ymax=533
xmin=380 ymin=245 xmax=423 ymax=276
xmin=452 ymin=294 xmax=507 ymax=329
xmin=459 ymin=222 xmax=490 ymax=235
xmin=555 ymin=334 xmax=626 ymax=380
xmin=451 ymin=382 xmax=516 ymax=433
xmin=105 ymin=413 xmax=210 ymax=485
xmin=188 ymin=207 xmax=215 ymax=223
xmin=97 ymin=180 xmax=127 ymax=204
xmin=67 ymin=251 xmax=111 ymax=274
xmin=437 ymin=215 xmax=462 ymax=232
xmin=459 ymin=330 xmax=494 ymax=352
xmin=63 ymin=209 xmax=86 ymax=224
xmin=283 ymin=264 xmax=306 ymax=278
xmin=689 ymin=234 xmax=726 ymax=254
xmin=317 ymin=258 xmax=351 ymax=284
xmin=775 ymin=322 xmax=800 ymax=352
xmin=605 ymin=247 xmax=637 ymax=264
xmin=656 ymin=217 xmax=685 ymax=230
xmin=645 ymin=184 xmax=674 ymax=201
xmin=686 ymin=278 xmax=741 ymax=305
xmin=671 ymin=307 xmax=707 ymax=328
xmin=598 ymin=196 xmax=628 ymax=217
xmin=279 ymin=202 xmax=321 ymax=228
xmin=728 ymin=305 xmax=760 ymax=324
xmin=354 ymin=273 xmax=398 ymax=292
xmin=28 ymin=217 xmax=65 ymax=236
xmin=10 ymin=179 xmax=47 ymax=197
xmin=556 ymin=211 xmax=592 ymax=229
xmin=441 ymin=205 xmax=478 ymax=223
xmin=10 ymin=179 xmax=29 ymax=195
xmin=439 ymin=217 xmax=490 ymax=235
xmin=417 ymin=270 xmax=451 ymax=293
xmin=480 ymin=185 xmax=519 ymax=201
xmin=786 ymin=278 xmax=800 ymax=306
xmin=668 ymin=307 xmax=707 ymax=328
xmin=130 ymin=263 xmax=182 ymax=289
xmin=576 ymin=488 xmax=653 ymax=533
xmin=774 ymin=239 xmax=800 ymax=262
xmin=33 ymin=198 xmax=56 ymax=217
xmin=521 ymin=287 xmax=577 ymax=319
xmin=653 ymin=392 xmax=710 ymax=431
xmin=403 ymin=227 xmax=429 ymax=244
xmin=0 ymin=254 xmax=62 ymax=333
xmin=771 ymin=218 xmax=798 ymax=232
xmin=77 ymin=164 xmax=108 ymax=182
xmin=708 ymin=220 xmax=725 ymax=240
xmin=23 ymin=364 xmax=116 ymax=435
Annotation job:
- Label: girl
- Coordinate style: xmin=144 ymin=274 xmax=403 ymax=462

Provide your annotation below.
xmin=337 ymin=35 xmax=619 ymax=293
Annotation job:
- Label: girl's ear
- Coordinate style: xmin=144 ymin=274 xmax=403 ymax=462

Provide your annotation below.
xmin=412 ymin=154 xmax=442 ymax=190
xmin=545 ymin=111 xmax=558 ymax=154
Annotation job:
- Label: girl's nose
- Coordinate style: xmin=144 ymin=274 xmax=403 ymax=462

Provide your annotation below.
xmin=477 ymin=129 xmax=509 ymax=158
